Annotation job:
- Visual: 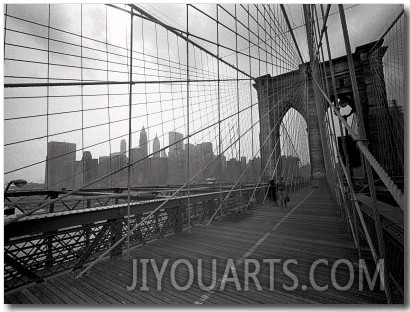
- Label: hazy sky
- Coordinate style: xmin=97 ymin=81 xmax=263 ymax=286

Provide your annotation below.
xmin=3 ymin=3 xmax=403 ymax=184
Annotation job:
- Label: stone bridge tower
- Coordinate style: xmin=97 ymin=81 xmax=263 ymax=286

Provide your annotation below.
xmin=254 ymin=41 xmax=391 ymax=181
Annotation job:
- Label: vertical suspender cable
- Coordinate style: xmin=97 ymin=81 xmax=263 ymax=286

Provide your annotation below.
xmin=186 ymin=4 xmax=191 ymax=232
xmin=80 ymin=5 xmax=85 ymax=189
xmin=126 ymin=7 xmax=134 ymax=258
xmin=247 ymin=5 xmax=255 ymax=188
xmin=105 ymin=6 xmax=113 ymax=188
xmin=46 ymin=5 xmax=50 ymax=190
xmin=235 ymin=5 xmax=242 ymax=194
xmin=216 ymin=5 xmax=222 ymax=214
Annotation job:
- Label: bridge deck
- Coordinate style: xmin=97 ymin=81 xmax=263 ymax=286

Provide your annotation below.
xmin=5 ymin=186 xmax=388 ymax=304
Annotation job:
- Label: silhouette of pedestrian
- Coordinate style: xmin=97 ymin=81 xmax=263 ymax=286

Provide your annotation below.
xmin=269 ymin=178 xmax=277 ymax=206
xmin=277 ymin=177 xmax=287 ymax=207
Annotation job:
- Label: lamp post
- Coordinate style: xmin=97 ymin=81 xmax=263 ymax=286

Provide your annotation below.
xmin=4 ymin=179 xmax=27 ymax=216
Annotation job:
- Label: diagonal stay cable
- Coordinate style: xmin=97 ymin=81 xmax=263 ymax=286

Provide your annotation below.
xmin=73 ymin=89 xmax=296 ymax=278
xmin=313 ymin=76 xmax=404 ymax=210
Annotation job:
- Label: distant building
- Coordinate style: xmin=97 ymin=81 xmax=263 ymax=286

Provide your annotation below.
xmin=184 ymin=143 xmax=195 ymax=153
xmin=185 ymin=143 xmax=197 ymax=178
xmin=169 ymin=131 xmax=183 ymax=156
xmin=220 ymin=155 xmax=227 ymax=180
xmin=196 ymin=142 xmax=213 ymax=156
xmin=45 ymin=141 xmax=76 ymax=190
xmin=149 ymin=157 xmax=169 ymax=185
xmin=98 ymin=156 xmax=111 ymax=187
xmin=139 ymin=126 xmax=148 ymax=157
xmin=153 ymin=134 xmax=160 ymax=157
xmin=168 ymin=149 xmax=187 ymax=185
xmin=240 ymin=156 xmax=247 ymax=182
xmin=110 ymin=152 xmax=128 ymax=187
xmin=82 ymin=151 xmax=98 ymax=185
xmin=120 ymin=139 xmax=127 ymax=154
xmin=196 ymin=142 xmax=213 ymax=180
xmin=130 ymin=147 xmax=148 ymax=186
xmin=227 ymin=158 xmax=241 ymax=183
xmin=75 ymin=151 xmax=98 ymax=188
xmin=74 ymin=160 xmax=83 ymax=189
xmin=247 ymin=157 xmax=261 ymax=183
xmin=241 ymin=156 xmax=247 ymax=169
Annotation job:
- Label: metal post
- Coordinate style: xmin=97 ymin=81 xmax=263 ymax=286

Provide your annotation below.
xmin=339 ymin=4 xmax=392 ymax=303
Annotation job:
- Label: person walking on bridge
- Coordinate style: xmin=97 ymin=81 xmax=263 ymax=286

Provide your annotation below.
xmin=277 ymin=177 xmax=287 ymax=207
xmin=268 ymin=178 xmax=277 ymax=206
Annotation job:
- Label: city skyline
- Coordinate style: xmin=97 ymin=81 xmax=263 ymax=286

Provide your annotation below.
xmin=41 ymin=125 xmax=310 ymax=190
xmin=10 ymin=123 xmax=310 ymax=186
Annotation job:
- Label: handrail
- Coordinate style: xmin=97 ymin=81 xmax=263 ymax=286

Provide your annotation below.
xmin=356 ymin=194 xmax=404 ymax=227
xmin=4 ymin=186 xmax=268 ymax=238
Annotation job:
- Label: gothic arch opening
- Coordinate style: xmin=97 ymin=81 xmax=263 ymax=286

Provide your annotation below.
xmin=277 ymin=107 xmax=310 ymax=181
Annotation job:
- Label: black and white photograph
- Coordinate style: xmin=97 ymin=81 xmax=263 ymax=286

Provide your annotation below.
xmin=2 ymin=2 xmax=406 ymax=305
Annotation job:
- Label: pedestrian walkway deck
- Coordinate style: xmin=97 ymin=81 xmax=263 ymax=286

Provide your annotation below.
xmin=4 ymin=186 xmax=389 ymax=304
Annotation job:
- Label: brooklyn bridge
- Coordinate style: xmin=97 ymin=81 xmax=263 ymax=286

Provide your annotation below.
xmin=3 ymin=4 xmax=404 ymax=304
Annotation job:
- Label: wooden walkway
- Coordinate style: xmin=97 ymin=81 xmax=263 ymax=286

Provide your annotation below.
xmin=5 ymin=186 xmax=389 ymax=304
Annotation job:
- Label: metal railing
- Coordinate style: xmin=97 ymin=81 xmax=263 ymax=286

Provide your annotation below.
xmin=3 ymin=179 xmax=315 ymax=292
xmin=356 ymin=195 xmax=404 ymax=298
xmin=4 ymin=185 xmax=268 ymax=292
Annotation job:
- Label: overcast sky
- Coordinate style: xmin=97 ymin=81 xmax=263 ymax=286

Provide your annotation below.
xmin=3 ymin=3 xmax=404 ymax=184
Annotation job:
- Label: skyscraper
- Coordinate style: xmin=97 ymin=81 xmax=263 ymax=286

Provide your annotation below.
xmin=153 ymin=134 xmax=160 ymax=157
xmin=169 ymin=131 xmax=183 ymax=155
xmin=196 ymin=142 xmax=213 ymax=179
xmin=130 ymin=147 xmax=145 ymax=185
xmin=120 ymin=139 xmax=126 ymax=154
xmin=45 ymin=141 xmax=76 ymax=190
xmin=98 ymin=156 xmax=111 ymax=187
xmin=185 ymin=143 xmax=196 ymax=178
xmin=110 ymin=151 xmax=128 ymax=187
xmin=139 ymin=126 xmax=148 ymax=157
xmin=227 ymin=158 xmax=241 ymax=182
xmin=168 ymin=149 xmax=187 ymax=185
xmin=149 ymin=157 xmax=169 ymax=185
xmin=81 ymin=151 xmax=98 ymax=185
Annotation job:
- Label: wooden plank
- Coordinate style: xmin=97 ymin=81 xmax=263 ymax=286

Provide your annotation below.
xmin=41 ymin=282 xmax=75 ymax=304
xmin=59 ymin=273 xmax=119 ymax=304
xmin=28 ymin=284 xmax=61 ymax=304
xmin=4 ymin=293 xmax=20 ymax=304
xmin=12 ymin=291 xmax=33 ymax=304
xmin=48 ymin=277 xmax=93 ymax=304
xmin=20 ymin=289 xmax=43 ymax=304
xmin=90 ymin=262 xmax=160 ymax=304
